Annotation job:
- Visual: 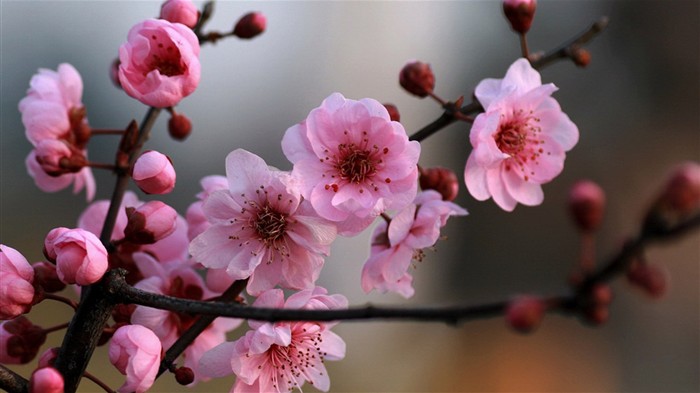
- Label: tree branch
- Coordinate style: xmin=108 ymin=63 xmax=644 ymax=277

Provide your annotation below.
xmin=0 ymin=364 xmax=28 ymax=393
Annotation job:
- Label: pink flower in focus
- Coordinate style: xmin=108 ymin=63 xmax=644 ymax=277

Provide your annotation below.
xmin=0 ymin=245 xmax=35 ymax=319
xmin=185 ymin=175 xmax=228 ymax=241
xmin=46 ymin=227 xmax=108 ymax=285
xmin=132 ymin=150 xmax=176 ymax=194
xmin=160 ymin=0 xmax=199 ymax=28
xmin=118 ymin=19 xmax=201 ymax=108
xmin=189 ymin=149 xmax=337 ymax=295
xmin=130 ymin=252 xmax=241 ymax=384
xmin=361 ymin=190 xmax=467 ymax=298
xmin=29 ymin=367 xmax=64 ymax=393
xmin=199 ymin=287 xmax=347 ymax=393
xmin=464 ymin=59 xmax=578 ymax=211
xmin=282 ymin=93 xmax=421 ymax=235
xmin=108 ymin=324 xmax=162 ymax=393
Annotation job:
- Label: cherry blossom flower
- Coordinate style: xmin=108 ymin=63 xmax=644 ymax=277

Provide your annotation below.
xmin=0 ymin=245 xmax=35 ymax=320
xmin=199 ymin=287 xmax=347 ymax=393
xmin=130 ymin=252 xmax=241 ymax=384
xmin=189 ymin=149 xmax=337 ymax=295
xmin=108 ymin=324 xmax=162 ymax=393
xmin=464 ymin=58 xmax=579 ymax=211
xmin=45 ymin=227 xmax=108 ymax=285
xmin=118 ymin=18 xmax=201 ymax=108
xmin=282 ymin=93 xmax=421 ymax=235
xmin=362 ymin=190 xmax=467 ymax=298
xmin=160 ymin=0 xmax=199 ymax=28
xmin=29 ymin=367 xmax=64 ymax=393
xmin=19 ymin=63 xmax=95 ymax=200
xmin=185 ymin=175 xmax=228 ymax=241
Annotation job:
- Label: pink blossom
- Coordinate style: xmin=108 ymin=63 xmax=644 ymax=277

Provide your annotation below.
xmin=189 ymin=149 xmax=337 ymax=295
xmin=186 ymin=175 xmax=228 ymax=241
xmin=26 ymin=150 xmax=95 ymax=201
xmin=29 ymin=367 xmax=64 ymax=393
xmin=160 ymin=0 xmax=199 ymax=28
xmin=124 ymin=200 xmax=178 ymax=244
xmin=118 ymin=18 xmax=201 ymax=108
xmin=0 ymin=316 xmax=46 ymax=364
xmin=47 ymin=227 xmax=108 ymax=285
xmin=464 ymin=59 xmax=578 ymax=211
xmin=361 ymin=190 xmax=467 ymax=298
xmin=131 ymin=253 xmax=241 ymax=384
xmin=199 ymin=287 xmax=347 ymax=392
xmin=0 ymin=245 xmax=35 ymax=319
xmin=282 ymin=93 xmax=421 ymax=235
xmin=132 ymin=150 xmax=176 ymax=194
xmin=108 ymin=324 xmax=162 ymax=393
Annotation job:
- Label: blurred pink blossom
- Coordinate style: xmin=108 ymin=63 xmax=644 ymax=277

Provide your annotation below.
xmin=465 ymin=58 xmax=578 ymax=211
xmin=160 ymin=0 xmax=199 ymax=28
xmin=0 ymin=245 xmax=35 ymax=320
xmin=29 ymin=367 xmax=64 ymax=393
xmin=132 ymin=150 xmax=176 ymax=194
xmin=108 ymin=324 xmax=162 ymax=393
xmin=124 ymin=200 xmax=179 ymax=244
xmin=46 ymin=227 xmax=108 ymax=286
xmin=282 ymin=92 xmax=420 ymax=235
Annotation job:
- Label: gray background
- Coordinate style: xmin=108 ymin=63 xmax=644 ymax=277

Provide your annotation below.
xmin=1 ymin=1 xmax=699 ymax=392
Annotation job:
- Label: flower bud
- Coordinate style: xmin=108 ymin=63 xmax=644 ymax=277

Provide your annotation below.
xmin=583 ymin=304 xmax=609 ymax=326
xmin=48 ymin=228 xmax=109 ymax=286
xmin=383 ymin=103 xmax=400 ymax=122
xmin=43 ymin=227 xmax=70 ymax=262
xmin=174 ymin=366 xmax=195 ymax=385
xmin=0 ymin=316 xmax=47 ymax=364
xmin=132 ymin=150 xmax=176 ymax=194
xmin=503 ymin=0 xmax=537 ymax=35
xmin=568 ymin=180 xmax=606 ymax=233
xmin=124 ymin=201 xmax=178 ymax=244
xmin=37 ymin=347 xmax=59 ymax=368
xmin=627 ymin=261 xmax=669 ymax=299
xmin=399 ymin=60 xmax=435 ymax=98
xmin=168 ymin=112 xmax=192 ymax=141
xmin=572 ymin=47 xmax=591 ymax=68
xmin=506 ymin=295 xmax=545 ymax=333
xmin=32 ymin=262 xmax=66 ymax=293
xmin=644 ymin=161 xmax=700 ymax=232
xmin=0 ymin=245 xmax=35 ymax=320
xmin=590 ymin=283 xmax=613 ymax=306
xmin=160 ymin=0 xmax=199 ymax=28
xmin=34 ymin=140 xmax=85 ymax=176
xmin=29 ymin=367 xmax=64 ymax=393
xmin=109 ymin=325 xmax=162 ymax=393
xmin=233 ymin=12 xmax=266 ymax=39
xmin=419 ymin=167 xmax=459 ymax=201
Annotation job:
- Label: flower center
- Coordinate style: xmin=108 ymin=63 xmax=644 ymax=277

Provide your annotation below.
xmin=336 ymin=144 xmax=376 ymax=184
xmin=149 ymin=54 xmax=185 ymax=77
xmin=254 ymin=204 xmax=287 ymax=245
xmin=496 ymin=123 xmax=527 ymax=156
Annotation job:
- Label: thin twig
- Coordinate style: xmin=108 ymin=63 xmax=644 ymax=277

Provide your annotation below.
xmin=83 ymin=371 xmax=117 ymax=393
xmin=43 ymin=293 xmax=78 ymax=310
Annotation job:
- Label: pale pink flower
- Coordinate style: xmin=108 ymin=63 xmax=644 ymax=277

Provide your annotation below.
xmin=132 ymin=150 xmax=176 ymax=194
xmin=186 ymin=175 xmax=228 ymax=241
xmin=47 ymin=227 xmax=108 ymax=285
xmin=282 ymin=93 xmax=421 ymax=235
xmin=199 ymin=287 xmax=347 ymax=393
xmin=29 ymin=367 xmax=64 ymax=393
xmin=362 ymin=190 xmax=467 ymax=298
xmin=0 ymin=245 xmax=35 ymax=320
xmin=118 ymin=18 xmax=201 ymax=108
xmin=0 ymin=316 xmax=46 ymax=364
xmin=108 ymin=324 xmax=162 ymax=393
xmin=130 ymin=252 xmax=241 ymax=384
xmin=160 ymin=0 xmax=199 ymax=28
xmin=124 ymin=200 xmax=178 ymax=244
xmin=189 ymin=149 xmax=337 ymax=296
xmin=464 ymin=59 xmax=578 ymax=211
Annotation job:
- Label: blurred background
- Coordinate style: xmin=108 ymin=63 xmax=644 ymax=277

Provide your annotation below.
xmin=1 ymin=1 xmax=698 ymax=392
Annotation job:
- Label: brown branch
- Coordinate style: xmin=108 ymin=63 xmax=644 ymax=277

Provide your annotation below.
xmin=0 ymin=364 xmax=28 ymax=393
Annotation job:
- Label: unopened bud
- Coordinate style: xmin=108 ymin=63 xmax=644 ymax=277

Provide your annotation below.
xmin=399 ymin=60 xmax=435 ymax=98
xmin=168 ymin=112 xmax=192 ymax=141
xmin=124 ymin=201 xmax=178 ymax=244
xmin=32 ymin=262 xmax=66 ymax=293
xmin=37 ymin=347 xmax=59 ymax=368
xmin=568 ymin=180 xmax=606 ymax=233
xmin=233 ymin=12 xmax=266 ymax=39
xmin=644 ymin=161 xmax=700 ymax=232
xmin=29 ymin=367 xmax=64 ymax=393
xmin=506 ymin=295 xmax=545 ymax=333
xmin=627 ymin=261 xmax=669 ymax=299
xmin=590 ymin=283 xmax=613 ymax=306
xmin=419 ymin=166 xmax=460 ymax=201
xmin=174 ymin=366 xmax=195 ymax=385
xmin=503 ymin=0 xmax=537 ymax=34
xmin=383 ymin=103 xmax=400 ymax=122
xmin=571 ymin=47 xmax=591 ymax=68
xmin=160 ymin=0 xmax=199 ymax=28
xmin=132 ymin=150 xmax=176 ymax=195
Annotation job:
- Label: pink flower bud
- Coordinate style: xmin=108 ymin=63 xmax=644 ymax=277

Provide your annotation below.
xmin=168 ymin=112 xmax=192 ymax=141
xmin=568 ymin=180 xmax=606 ymax=233
xmin=399 ymin=60 xmax=435 ymax=98
xmin=233 ymin=12 xmax=267 ymax=39
xmin=503 ymin=0 xmax=537 ymax=34
xmin=658 ymin=161 xmax=700 ymax=216
xmin=29 ymin=367 xmax=64 ymax=393
xmin=49 ymin=228 xmax=108 ymax=286
xmin=506 ymin=295 xmax=545 ymax=333
xmin=118 ymin=19 xmax=201 ymax=108
xmin=160 ymin=0 xmax=199 ymax=28
xmin=419 ymin=166 xmax=460 ymax=201
xmin=132 ymin=150 xmax=176 ymax=194
xmin=383 ymin=103 xmax=401 ymax=122
xmin=43 ymin=227 xmax=70 ymax=262
xmin=124 ymin=201 xmax=178 ymax=244
xmin=0 ymin=245 xmax=35 ymax=320
xmin=627 ymin=262 xmax=669 ymax=299
xmin=37 ymin=347 xmax=59 ymax=368
xmin=33 ymin=262 xmax=66 ymax=293
xmin=0 ymin=316 xmax=47 ymax=364
xmin=590 ymin=283 xmax=613 ymax=306
xmin=109 ymin=325 xmax=162 ymax=393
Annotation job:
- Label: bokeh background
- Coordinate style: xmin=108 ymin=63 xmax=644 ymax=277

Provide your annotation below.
xmin=1 ymin=1 xmax=699 ymax=392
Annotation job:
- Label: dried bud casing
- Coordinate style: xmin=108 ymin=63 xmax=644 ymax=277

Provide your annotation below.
xmin=233 ymin=12 xmax=266 ymax=39
xmin=168 ymin=112 xmax=192 ymax=141
xmin=124 ymin=201 xmax=178 ymax=244
xmin=420 ymin=167 xmax=459 ymax=201
xmin=568 ymin=180 xmax=606 ymax=233
xmin=32 ymin=262 xmax=66 ymax=293
xmin=383 ymin=103 xmax=401 ymax=122
xmin=503 ymin=0 xmax=537 ymax=34
xmin=399 ymin=61 xmax=435 ymax=98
